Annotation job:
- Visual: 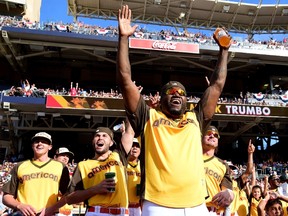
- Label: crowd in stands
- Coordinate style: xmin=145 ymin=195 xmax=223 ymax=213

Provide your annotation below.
xmin=0 ymin=15 xmax=288 ymax=51
xmin=1 ymin=15 xmax=288 ymax=107
xmin=2 ymin=80 xmax=288 ymax=108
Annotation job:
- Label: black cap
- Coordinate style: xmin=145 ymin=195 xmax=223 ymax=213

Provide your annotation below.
xmin=280 ymin=173 xmax=288 ymax=181
xmin=160 ymin=81 xmax=186 ymax=96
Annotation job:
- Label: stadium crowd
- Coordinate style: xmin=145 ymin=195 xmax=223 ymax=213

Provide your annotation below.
xmin=2 ymin=80 xmax=288 ymax=107
xmin=0 ymin=15 xmax=288 ymax=51
xmin=1 ymin=15 xmax=288 ymax=108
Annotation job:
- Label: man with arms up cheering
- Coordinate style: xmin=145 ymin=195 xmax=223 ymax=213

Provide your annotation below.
xmin=117 ymin=5 xmax=231 ymax=216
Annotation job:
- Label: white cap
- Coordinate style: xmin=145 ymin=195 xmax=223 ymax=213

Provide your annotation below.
xmin=31 ymin=132 xmax=52 ymax=144
xmin=55 ymin=147 xmax=74 ymax=157
xmin=226 ymin=161 xmax=233 ymax=166
xmin=133 ymin=138 xmax=139 ymax=143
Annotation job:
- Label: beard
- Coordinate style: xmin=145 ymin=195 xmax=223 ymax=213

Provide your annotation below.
xmin=167 ymin=102 xmax=186 ymax=116
xmin=95 ymin=149 xmax=108 ymax=155
xmin=168 ymin=108 xmax=183 ymax=116
xmin=160 ymin=96 xmax=187 ymax=118
xmin=94 ymin=145 xmax=110 ymax=155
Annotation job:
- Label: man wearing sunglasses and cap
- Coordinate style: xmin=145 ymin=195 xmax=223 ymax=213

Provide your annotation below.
xmin=202 ymin=126 xmax=234 ymax=216
xmin=117 ymin=5 xmax=231 ymax=216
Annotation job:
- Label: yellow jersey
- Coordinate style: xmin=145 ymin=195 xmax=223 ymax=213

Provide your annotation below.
xmin=128 ymin=98 xmax=208 ymax=208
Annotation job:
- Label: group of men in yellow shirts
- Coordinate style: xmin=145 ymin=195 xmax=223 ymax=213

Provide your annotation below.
xmin=2 ymin=3 xmax=272 ymax=216
xmin=2 ymin=124 xmax=142 ymax=216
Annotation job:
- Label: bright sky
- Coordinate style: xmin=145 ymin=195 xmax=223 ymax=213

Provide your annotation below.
xmin=40 ymin=0 xmax=117 ymax=26
xmin=40 ymin=0 xmax=287 ymax=41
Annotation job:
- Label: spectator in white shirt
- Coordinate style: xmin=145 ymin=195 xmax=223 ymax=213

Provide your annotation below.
xmin=278 ymin=173 xmax=288 ymax=196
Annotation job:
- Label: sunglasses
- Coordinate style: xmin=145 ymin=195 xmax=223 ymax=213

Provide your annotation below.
xmin=132 ymin=143 xmax=140 ymax=148
xmin=165 ymin=87 xmax=186 ymax=96
xmin=205 ymin=130 xmax=220 ymax=139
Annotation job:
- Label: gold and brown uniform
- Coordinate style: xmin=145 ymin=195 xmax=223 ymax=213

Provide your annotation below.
xmin=2 ymin=159 xmax=70 ymax=213
xmin=68 ymin=151 xmax=128 ymax=208
xmin=230 ymin=179 xmax=249 ymax=216
xmin=203 ymin=155 xmax=232 ymax=209
xmin=127 ymin=161 xmax=141 ymax=204
xmin=127 ymin=97 xmax=208 ymax=208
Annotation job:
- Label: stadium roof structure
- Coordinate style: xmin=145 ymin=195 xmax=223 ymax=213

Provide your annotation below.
xmin=67 ymin=0 xmax=288 ymax=35
xmin=0 ymin=0 xmax=25 ymax=16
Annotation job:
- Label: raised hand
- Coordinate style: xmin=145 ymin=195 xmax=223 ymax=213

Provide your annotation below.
xmin=118 ymin=5 xmax=138 ymax=37
xmin=268 ymin=191 xmax=278 ymax=200
xmin=119 ymin=120 xmax=125 ymax=134
xmin=248 ymin=139 xmax=255 ymax=153
xmin=213 ymin=27 xmax=232 ymax=50
xmin=148 ymin=92 xmax=160 ymax=109
xmin=205 ymin=76 xmax=210 ymax=86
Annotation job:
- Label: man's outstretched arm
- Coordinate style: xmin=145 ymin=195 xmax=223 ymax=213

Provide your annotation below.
xmin=117 ymin=5 xmax=140 ymax=114
xmin=200 ymin=29 xmax=231 ymax=121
